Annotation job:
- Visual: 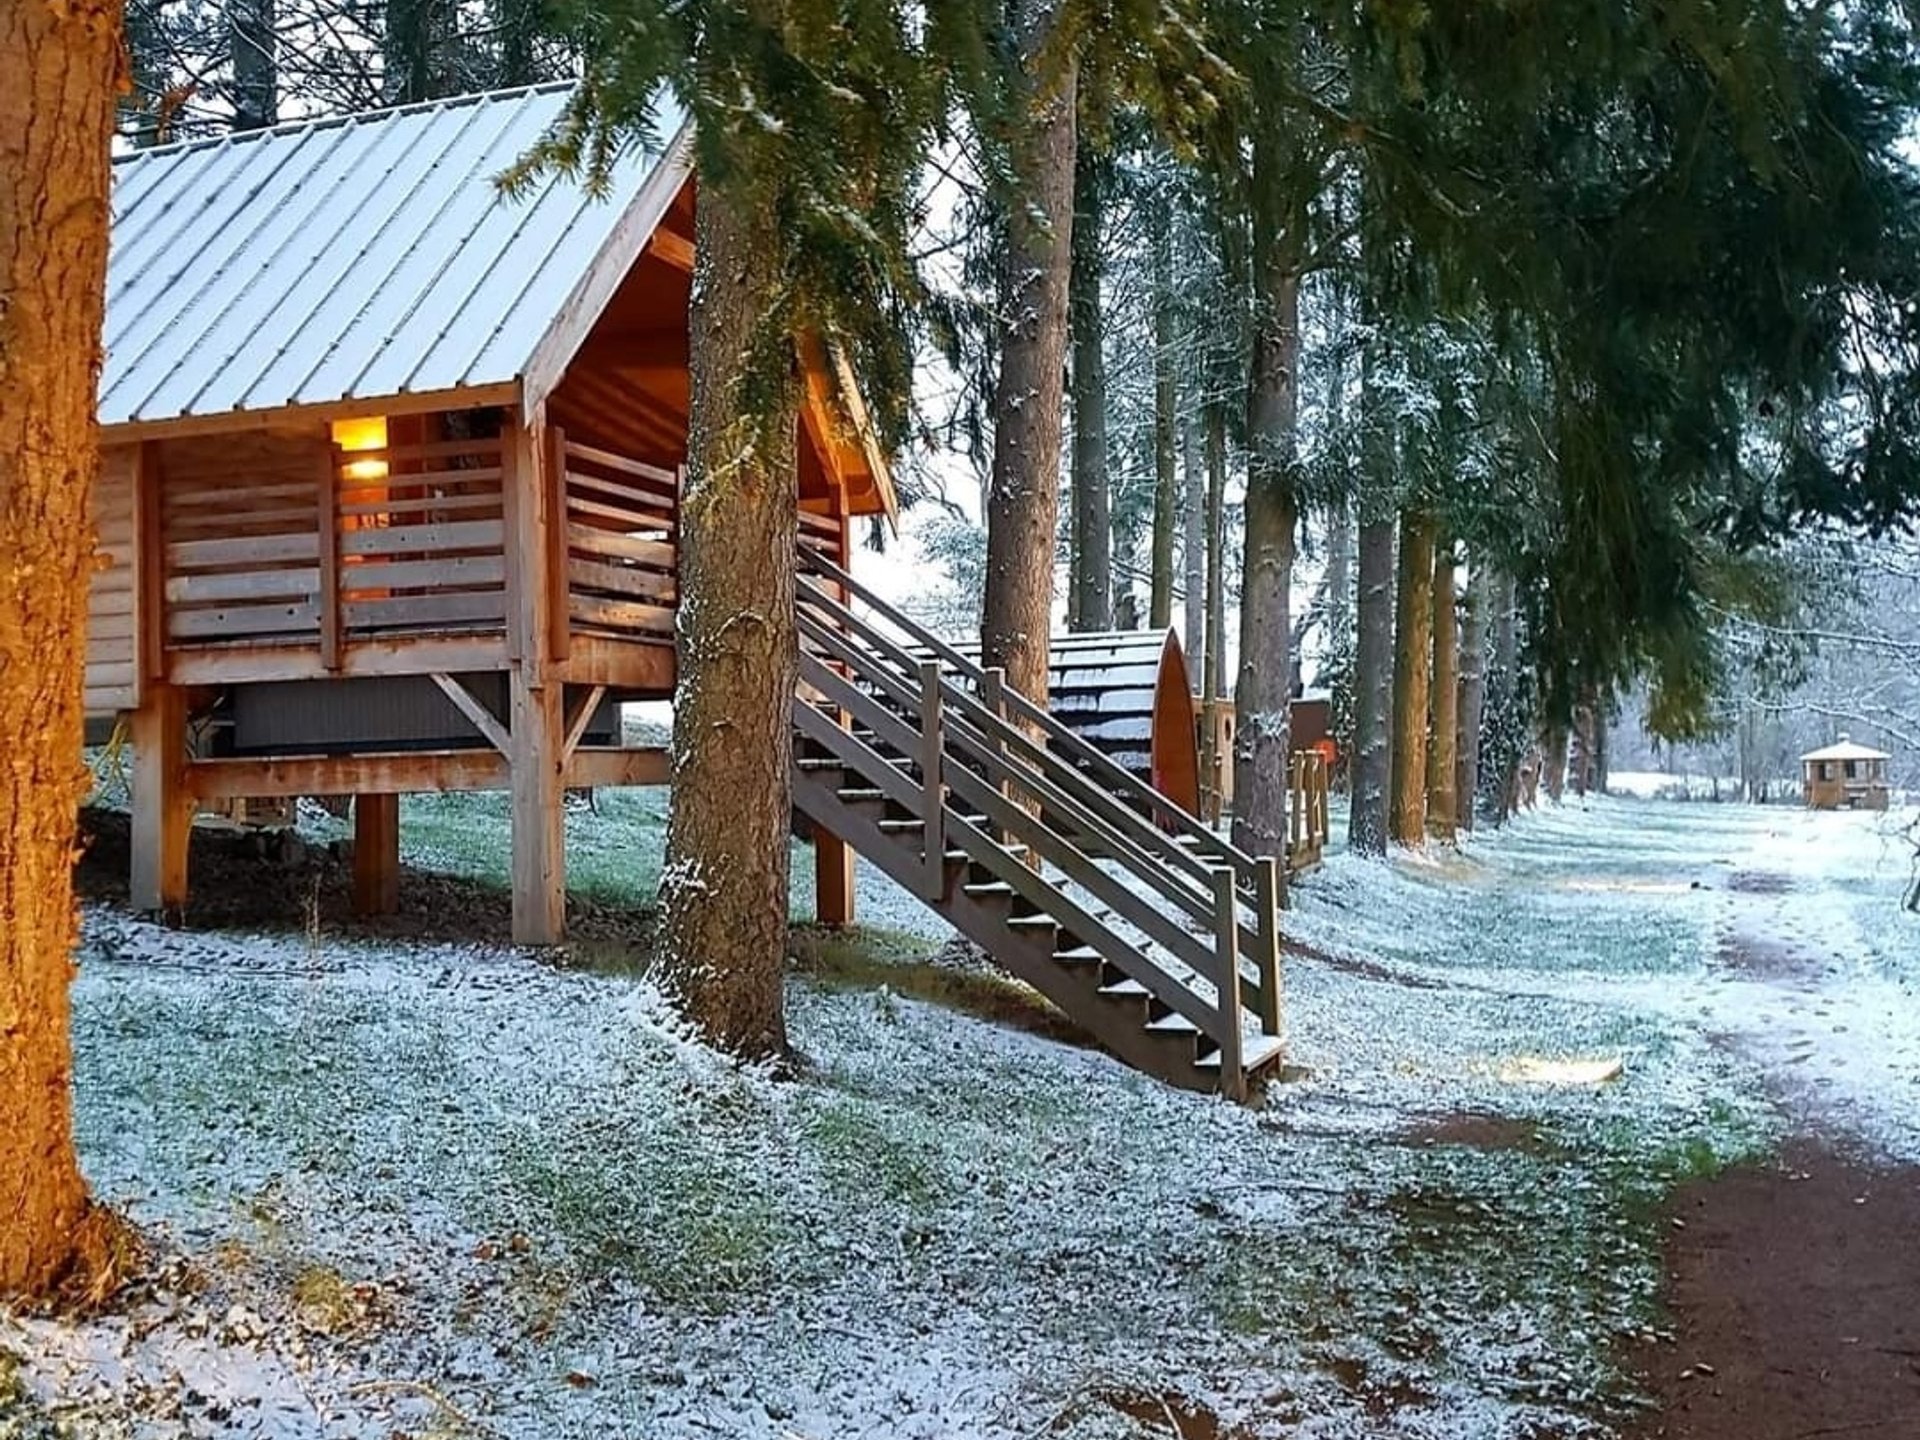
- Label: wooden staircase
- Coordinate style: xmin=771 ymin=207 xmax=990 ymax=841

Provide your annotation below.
xmin=792 ymin=553 xmax=1288 ymax=1101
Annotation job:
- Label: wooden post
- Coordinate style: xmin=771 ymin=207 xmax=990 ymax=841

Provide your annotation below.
xmin=919 ymin=660 xmax=945 ymax=900
xmin=353 ymin=793 xmax=400 ymax=916
xmin=1212 ymin=865 xmax=1246 ymax=1102
xmin=509 ymin=669 xmax=565 ymax=945
xmin=981 ymin=666 xmax=1007 ymax=844
xmin=317 ymin=443 xmax=342 ymax=671
xmin=129 ymin=684 xmax=190 ymax=916
xmin=545 ymin=423 xmax=571 ymax=663
xmin=1254 ymin=856 xmax=1282 ymax=1037
xmin=815 ymin=830 xmax=855 ymax=927
xmin=811 ymin=502 xmax=859 ymax=924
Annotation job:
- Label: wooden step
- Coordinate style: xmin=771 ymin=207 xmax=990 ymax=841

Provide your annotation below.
xmin=1197 ymin=1033 xmax=1287 ymax=1075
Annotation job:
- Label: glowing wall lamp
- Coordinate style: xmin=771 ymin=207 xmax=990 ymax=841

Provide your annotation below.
xmin=331 ymin=415 xmax=389 ymax=483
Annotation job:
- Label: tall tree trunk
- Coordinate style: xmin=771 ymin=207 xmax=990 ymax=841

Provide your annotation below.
xmin=983 ymin=44 xmax=1077 ymax=700
xmin=1230 ymin=233 xmax=1301 ymax=869
xmin=1455 ymin=561 xmax=1488 ymax=833
xmin=660 ymin=186 xmax=799 ymax=1059
xmin=1067 ymin=141 xmax=1109 ymax=634
xmin=230 ymin=0 xmax=277 ymax=131
xmin=384 ymin=0 xmax=451 ymax=104
xmin=1426 ymin=541 xmax=1459 ymax=840
xmin=1348 ymin=516 xmax=1394 ymax=853
xmin=1388 ymin=510 xmax=1434 ymax=845
xmin=1181 ymin=418 xmax=1203 ymax=667
xmin=1542 ymin=725 xmax=1569 ymax=802
xmin=1490 ymin=567 xmax=1520 ymax=821
xmin=1570 ymin=685 xmax=1598 ymax=797
xmin=1148 ymin=211 xmax=1177 ymax=630
xmin=1204 ymin=407 xmax=1227 ymax=699
xmin=0 ymin=0 xmax=121 ymax=1298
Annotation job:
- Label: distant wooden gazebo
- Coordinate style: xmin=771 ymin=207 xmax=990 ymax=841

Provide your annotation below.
xmin=1800 ymin=736 xmax=1892 ymax=811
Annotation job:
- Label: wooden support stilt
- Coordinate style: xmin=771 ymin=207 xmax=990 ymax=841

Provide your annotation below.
xmin=353 ymin=792 xmax=401 ymax=916
xmin=816 ymin=829 xmax=855 ymax=927
xmin=130 ymin=684 xmax=191 ymax=916
xmin=509 ymin=668 xmax=566 ymax=945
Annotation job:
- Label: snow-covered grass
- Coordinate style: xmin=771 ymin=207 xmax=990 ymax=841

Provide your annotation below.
xmin=12 ymin=793 xmax=1912 ymax=1437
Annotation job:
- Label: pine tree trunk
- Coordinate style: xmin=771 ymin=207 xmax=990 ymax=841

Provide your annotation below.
xmin=1455 ymin=562 xmax=1488 ymax=833
xmin=0 ymin=0 xmax=120 ymax=1298
xmin=230 ymin=0 xmax=277 ymax=131
xmin=1348 ymin=516 xmax=1394 ymax=854
xmin=1067 ymin=141 xmax=1109 ymax=634
xmin=1542 ymin=726 xmax=1569 ymax=802
xmin=1148 ymin=214 xmax=1177 ymax=630
xmin=659 ymin=184 xmax=799 ymax=1059
xmin=1229 ymin=242 xmax=1300 ymax=868
xmin=1388 ymin=510 xmax=1434 ymax=845
xmin=1490 ymin=568 xmax=1520 ymax=821
xmin=1181 ymin=418 xmax=1203 ymax=667
xmin=1204 ymin=407 xmax=1227 ymax=700
xmin=983 ymin=44 xmax=1077 ymax=700
xmin=1426 ymin=542 xmax=1459 ymax=840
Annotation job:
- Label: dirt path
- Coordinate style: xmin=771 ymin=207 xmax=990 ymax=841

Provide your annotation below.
xmin=1631 ymin=861 xmax=1920 ymax=1440
xmin=1631 ymin=1144 xmax=1920 ymax=1440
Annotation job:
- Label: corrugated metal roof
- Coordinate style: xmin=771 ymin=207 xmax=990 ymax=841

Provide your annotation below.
xmin=1801 ymin=738 xmax=1891 ymax=762
xmin=101 ymin=83 xmax=689 ymax=428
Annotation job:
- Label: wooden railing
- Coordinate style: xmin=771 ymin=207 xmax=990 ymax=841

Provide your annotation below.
xmin=558 ymin=434 xmax=678 ymax=645
xmin=336 ymin=436 xmax=508 ymax=648
xmin=1289 ymin=750 xmax=1330 ymax=871
xmin=795 ymin=550 xmax=1285 ymax=1075
xmin=162 ymin=445 xmax=325 ymax=649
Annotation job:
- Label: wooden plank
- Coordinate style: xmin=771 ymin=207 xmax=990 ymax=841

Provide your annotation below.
xmin=130 ymin=685 xmax=191 ymax=913
xmin=88 ymin=612 xmax=136 ymax=643
xmin=1212 ymin=867 xmax=1246 ymax=1100
xmin=168 ymin=601 xmax=321 ymax=640
xmin=188 ymin=749 xmax=510 ymax=799
xmin=338 ymin=491 xmax=504 ymax=519
xmin=566 ymin=466 xmax=678 ymax=512
xmin=545 ymin=424 xmax=570 ymax=664
xmin=168 ymin=531 xmax=321 ymax=570
xmin=566 ymin=746 xmax=670 ymax=788
xmin=165 ymin=567 xmax=320 ymax=604
xmin=509 ymin=666 xmax=566 ymax=944
xmin=430 ymin=672 xmax=512 ymax=755
xmin=166 ymin=504 xmax=323 ymax=535
xmin=816 ymin=829 xmax=855 ymax=926
xmin=567 ymin=557 xmax=675 ymax=603
xmin=318 ymin=443 xmax=341 ymax=670
xmin=353 ymin=793 xmax=401 ymax=916
xmin=338 ymin=554 xmax=507 ymax=592
xmin=567 ymin=593 xmax=674 ymax=637
xmin=90 ymin=587 xmax=135 ymax=617
xmin=565 ymin=522 xmax=672 ymax=568
xmin=338 ymin=518 xmax=505 ymax=558
xmin=562 ymin=439 xmax=678 ymax=488
xmin=551 ymin=634 xmax=676 ymax=692
xmin=647 ymin=226 xmax=695 ymax=272
xmin=342 ymin=592 xmax=507 ymax=630
xmin=102 ymin=381 xmax=519 ymax=446
xmin=565 ymin=492 xmax=675 ymax=531
xmin=135 ymin=442 xmax=164 ymax=692
xmin=165 ymin=480 xmax=318 ymax=511
xmin=561 ymin=684 xmax=608 ymax=762
xmin=165 ymin=635 xmax=508 ymax=685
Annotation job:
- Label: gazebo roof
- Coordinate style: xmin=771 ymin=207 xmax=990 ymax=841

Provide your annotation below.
xmin=1800 ymin=738 xmax=1891 ymax=763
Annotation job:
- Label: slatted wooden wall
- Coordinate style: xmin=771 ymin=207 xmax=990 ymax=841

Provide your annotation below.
xmin=158 ymin=428 xmax=328 ymax=650
xmin=84 ymin=446 xmax=139 ymax=715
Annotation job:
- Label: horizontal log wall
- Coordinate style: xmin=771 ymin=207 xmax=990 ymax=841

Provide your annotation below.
xmin=560 ymin=435 xmax=678 ymax=645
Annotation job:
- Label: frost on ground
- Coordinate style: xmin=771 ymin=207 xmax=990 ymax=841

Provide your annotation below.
xmin=9 ymin=795 xmax=1912 ymax=1438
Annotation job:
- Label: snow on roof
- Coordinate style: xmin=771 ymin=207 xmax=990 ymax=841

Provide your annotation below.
xmin=101 ymin=83 xmax=689 ymax=428
xmin=1800 ymin=738 xmax=1892 ymax=763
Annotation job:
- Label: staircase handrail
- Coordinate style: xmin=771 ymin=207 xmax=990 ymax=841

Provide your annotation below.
xmin=797 ymin=552 xmax=1268 ymax=884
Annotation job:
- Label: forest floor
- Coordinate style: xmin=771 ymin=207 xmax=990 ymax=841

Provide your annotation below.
xmin=3 ymin=788 xmax=1917 ymax=1438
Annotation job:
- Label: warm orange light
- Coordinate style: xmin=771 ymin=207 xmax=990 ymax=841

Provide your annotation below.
xmin=331 ymin=415 xmax=389 ymax=483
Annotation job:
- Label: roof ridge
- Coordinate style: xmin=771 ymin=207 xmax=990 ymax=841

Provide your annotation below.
xmin=112 ymin=79 xmax=579 ymax=167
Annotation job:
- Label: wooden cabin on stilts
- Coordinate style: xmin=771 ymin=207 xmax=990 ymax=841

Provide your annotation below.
xmin=86 ymin=84 xmax=893 ymax=945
